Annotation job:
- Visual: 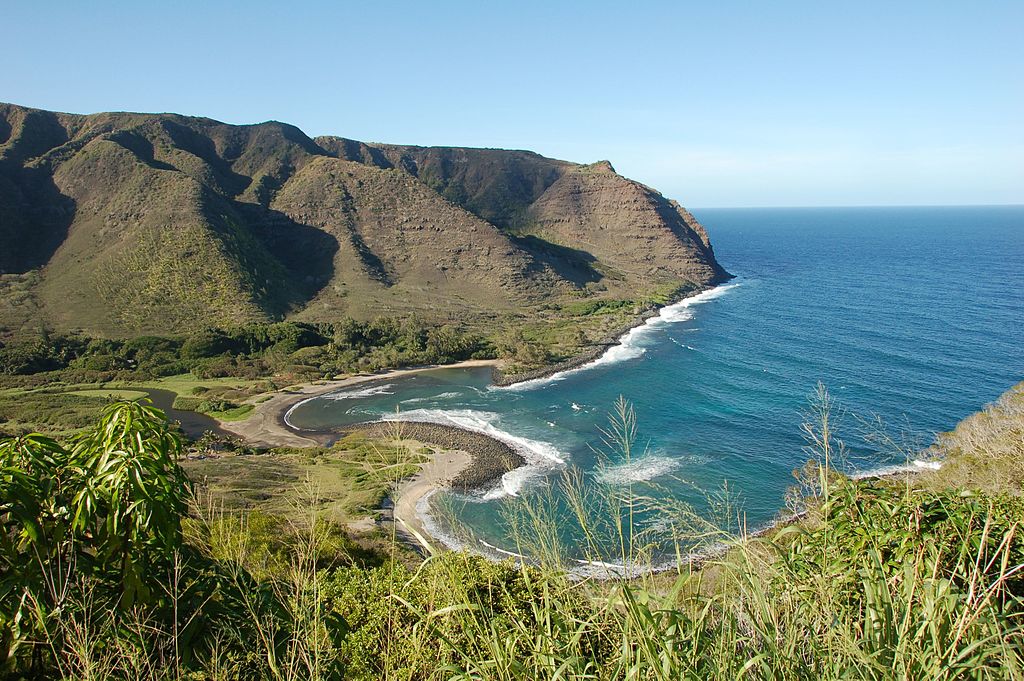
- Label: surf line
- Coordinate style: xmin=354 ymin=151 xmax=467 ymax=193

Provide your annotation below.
xmin=382 ymin=408 xmax=567 ymax=499
xmin=498 ymin=281 xmax=741 ymax=392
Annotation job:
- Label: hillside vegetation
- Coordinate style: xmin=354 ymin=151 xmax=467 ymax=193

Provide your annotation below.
xmin=1 ymin=383 xmax=1022 ymax=679
xmin=0 ymin=318 xmax=494 ymax=437
xmin=0 ymin=103 xmax=728 ymax=339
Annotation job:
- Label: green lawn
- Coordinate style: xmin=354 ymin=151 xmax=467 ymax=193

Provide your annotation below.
xmin=66 ymin=388 xmax=149 ymax=400
xmin=184 ymin=432 xmax=429 ymax=521
xmin=204 ymin=403 xmax=255 ymax=421
xmin=125 ymin=374 xmax=269 ymax=396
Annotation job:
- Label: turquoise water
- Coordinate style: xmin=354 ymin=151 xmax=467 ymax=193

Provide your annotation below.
xmin=287 ymin=206 xmax=1024 ymax=567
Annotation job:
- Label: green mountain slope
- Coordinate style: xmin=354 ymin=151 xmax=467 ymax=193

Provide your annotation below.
xmin=0 ymin=103 xmax=729 ymax=337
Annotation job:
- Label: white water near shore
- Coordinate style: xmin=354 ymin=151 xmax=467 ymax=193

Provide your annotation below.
xmin=594 ymin=455 xmax=682 ymax=485
xmin=382 ymin=408 xmax=567 ymax=499
xmin=852 ymin=459 xmax=943 ymax=480
xmin=498 ymin=282 xmax=742 ymax=392
xmin=323 ymin=384 xmax=396 ymax=400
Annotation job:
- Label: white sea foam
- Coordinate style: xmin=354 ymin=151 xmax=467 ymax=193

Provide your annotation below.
xmin=415 ymin=488 xmax=756 ymax=581
xmin=852 ymin=459 xmax=944 ymax=480
xmin=283 ymin=383 xmax=397 ymax=429
xmin=500 ymin=282 xmax=740 ymax=391
xmin=401 ymin=391 xmax=461 ymax=405
xmin=594 ymin=455 xmax=681 ymax=485
xmin=382 ymin=408 xmax=566 ymax=498
xmin=479 ymin=539 xmax=527 ymax=559
xmin=283 ymin=396 xmax=318 ymax=429
xmin=670 ymin=338 xmax=697 ymax=350
xmin=913 ymin=459 xmax=942 ymax=470
xmin=414 ymin=489 xmax=475 ymax=554
xmin=323 ymin=384 xmax=395 ymax=400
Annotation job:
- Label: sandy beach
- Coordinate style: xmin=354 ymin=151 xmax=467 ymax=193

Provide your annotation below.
xmin=390 ymin=446 xmax=473 ymax=553
xmin=218 ymin=359 xmax=500 ymax=448
xmin=214 ymin=359 xmax=503 ymax=552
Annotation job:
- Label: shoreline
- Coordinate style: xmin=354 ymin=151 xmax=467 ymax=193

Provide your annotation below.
xmin=491 ymin=281 xmax=724 ymax=387
xmin=213 ymin=279 xmax=739 ymax=564
xmin=222 ymin=278 xmax=731 ymax=450
xmin=214 ymin=358 xmax=521 ymax=555
xmin=390 ymin=446 xmax=473 ymax=554
xmin=216 ymin=359 xmax=500 ymax=448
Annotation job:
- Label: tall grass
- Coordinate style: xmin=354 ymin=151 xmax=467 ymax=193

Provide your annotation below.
xmin=3 ymin=389 xmax=1022 ymax=679
xmin=389 ymin=388 xmax=1023 ymax=680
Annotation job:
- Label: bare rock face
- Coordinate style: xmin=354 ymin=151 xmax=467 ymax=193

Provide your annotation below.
xmin=0 ymin=102 xmax=729 ymax=337
xmin=526 ymin=161 xmax=728 ymax=285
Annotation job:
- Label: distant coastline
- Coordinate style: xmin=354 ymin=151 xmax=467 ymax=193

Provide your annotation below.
xmin=492 ymin=278 xmax=732 ymax=387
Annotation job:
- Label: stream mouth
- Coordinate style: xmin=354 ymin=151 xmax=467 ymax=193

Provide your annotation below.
xmin=143 ymin=388 xmax=230 ymax=439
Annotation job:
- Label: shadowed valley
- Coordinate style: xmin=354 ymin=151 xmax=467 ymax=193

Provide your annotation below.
xmin=0 ymin=103 xmax=729 ymax=338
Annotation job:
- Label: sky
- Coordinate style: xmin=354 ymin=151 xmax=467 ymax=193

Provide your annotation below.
xmin=4 ymin=1 xmax=1022 ymax=207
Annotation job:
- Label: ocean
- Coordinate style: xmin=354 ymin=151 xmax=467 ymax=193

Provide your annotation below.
xmin=286 ymin=206 xmax=1024 ymax=570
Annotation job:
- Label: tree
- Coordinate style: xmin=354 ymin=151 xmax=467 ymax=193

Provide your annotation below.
xmin=69 ymin=400 xmax=191 ymax=606
xmin=0 ymin=400 xmax=191 ymax=662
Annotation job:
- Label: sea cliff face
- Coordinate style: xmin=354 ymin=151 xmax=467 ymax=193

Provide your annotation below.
xmin=524 ymin=160 xmax=727 ymax=285
xmin=0 ymin=102 xmax=729 ymax=336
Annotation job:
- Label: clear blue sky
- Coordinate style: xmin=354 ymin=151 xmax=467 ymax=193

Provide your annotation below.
xmin=5 ymin=1 xmax=1022 ymax=207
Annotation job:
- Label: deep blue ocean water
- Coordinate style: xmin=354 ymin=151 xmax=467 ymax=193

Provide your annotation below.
xmin=287 ymin=206 xmax=1023 ymax=568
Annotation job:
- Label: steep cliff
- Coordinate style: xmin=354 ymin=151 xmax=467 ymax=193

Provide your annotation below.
xmin=0 ymin=103 xmax=729 ymax=337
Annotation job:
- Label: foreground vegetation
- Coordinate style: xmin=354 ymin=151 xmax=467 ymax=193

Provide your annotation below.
xmin=1 ymin=383 xmax=1022 ymax=679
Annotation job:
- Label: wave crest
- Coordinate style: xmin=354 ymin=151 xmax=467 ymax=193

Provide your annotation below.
xmin=594 ymin=456 xmax=681 ymax=485
xmin=502 ymin=282 xmax=740 ymax=391
xmin=382 ymin=408 xmax=566 ymax=498
xmin=323 ymin=384 xmax=395 ymax=400
xmin=401 ymin=391 xmax=462 ymax=405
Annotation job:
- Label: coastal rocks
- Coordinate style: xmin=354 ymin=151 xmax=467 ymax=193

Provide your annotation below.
xmin=360 ymin=421 xmax=525 ymax=492
xmin=492 ymin=340 xmax=617 ymax=386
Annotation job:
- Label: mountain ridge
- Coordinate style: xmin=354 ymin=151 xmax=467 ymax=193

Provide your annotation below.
xmin=0 ymin=102 xmax=730 ymax=338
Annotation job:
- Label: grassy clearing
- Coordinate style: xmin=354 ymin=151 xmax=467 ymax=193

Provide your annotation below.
xmin=204 ymin=403 xmax=255 ymax=421
xmin=65 ymin=388 xmax=149 ymax=400
xmin=0 ymin=374 xmax=272 ymax=437
xmin=0 ymin=390 xmax=112 ymax=436
xmin=126 ymin=373 xmax=271 ymax=396
xmin=185 ymin=431 xmax=429 ymax=522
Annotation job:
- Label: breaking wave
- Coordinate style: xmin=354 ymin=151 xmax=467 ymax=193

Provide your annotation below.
xmin=594 ymin=455 xmax=681 ymax=485
xmin=283 ymin=382 xmax=397 ymax=428
xmin=382 ymin=408 xmax=566 ymax=498
xmin=501 ymin=282 xmax=740 ymax=391
xmin=401 ymin=391 xmax=462 ymax=405
xmin=322 ymin=384 xmax=395 ymax=400
xmin=852 ymin=459 xmax=943 ymax=480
